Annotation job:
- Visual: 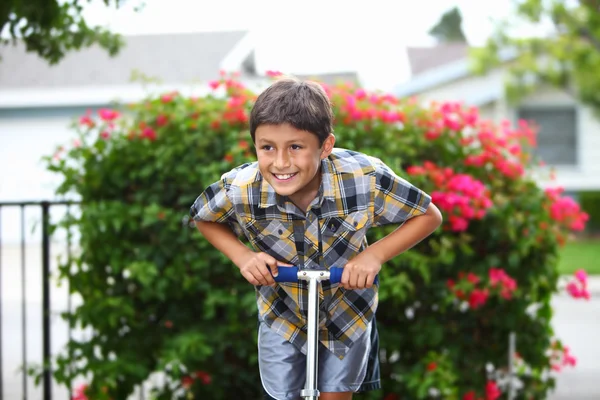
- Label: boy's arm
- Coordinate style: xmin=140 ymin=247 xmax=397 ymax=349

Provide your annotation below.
xmin=341 ymin=203 xmax=443 ymax=289
xmin=194 ymin=221 xmax=289 ymax=286
xmin=365 ymin=202 xmax=443 ymax=264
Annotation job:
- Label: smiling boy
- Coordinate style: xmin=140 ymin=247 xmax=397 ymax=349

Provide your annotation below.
xmin=190 ymin=78 xmax=442 ymax=400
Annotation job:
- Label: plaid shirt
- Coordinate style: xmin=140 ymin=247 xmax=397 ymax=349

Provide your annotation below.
xmin=190 ymin=148 xmax=431 ymax=359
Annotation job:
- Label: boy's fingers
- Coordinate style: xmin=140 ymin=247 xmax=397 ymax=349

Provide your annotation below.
xmin=349 ymin=271 xmax=359 ymax=290
xmin=242 ymin=269 xmax=260 ymax=286
xmin=262 ymin=254 xmax=279 ymax=278
xmin=257 ymin=263 xmax=274 ymax=285
xmin=341 ymin=268 xmax=350 ymax=289
xmin=365 ymin=274 xmax=376 ymax=289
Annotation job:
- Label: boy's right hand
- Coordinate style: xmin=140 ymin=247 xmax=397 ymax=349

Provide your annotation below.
xmin=238 ymin=252 xmax=293 ymax=286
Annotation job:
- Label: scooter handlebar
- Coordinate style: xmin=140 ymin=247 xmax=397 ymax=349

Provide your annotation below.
xmin=271 ymin=266 xmax=344 ymax=284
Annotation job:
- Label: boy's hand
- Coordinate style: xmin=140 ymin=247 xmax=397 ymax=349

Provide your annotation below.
xmin=341 ymin=251 xmax=382 ymax=290
xmin=238 ymin=252 xmax=293 ymax=287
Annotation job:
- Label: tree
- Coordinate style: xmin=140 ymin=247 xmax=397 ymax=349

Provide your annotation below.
xmin=428 ymin=6 xmax=468 ymax=44
xmin=0 ymin=0 xmax=140 ymax=64
xmin=471 ymin=0 xmax=600 ymax=113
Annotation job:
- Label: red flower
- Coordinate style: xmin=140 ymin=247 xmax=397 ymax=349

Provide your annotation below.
xmin=463 ymin=390 xmax=477 ymax=400
xmin=426 ymin=361 xmax=437 ymax=371
xmin=141 ymin=127 xmax=157 ymax=141
xmin=485 ymin=381 xmax=501 ymax=400
xmin=195 ymin=370 xmax=212 ymax=385
xmin=156 ymin=114 xmax=168 ymax=127
xmin=181 ymin=375 xmax=194 ymax=389
xmin=468 ymin=288 xmax=489 ymax=309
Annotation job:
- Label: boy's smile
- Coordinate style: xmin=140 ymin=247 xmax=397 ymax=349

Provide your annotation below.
xmin=255 ymin=123 xmax=335 ymax=210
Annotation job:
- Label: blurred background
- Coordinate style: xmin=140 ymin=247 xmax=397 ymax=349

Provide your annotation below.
xmin=1 ymin=0 xmax=599 ymax=399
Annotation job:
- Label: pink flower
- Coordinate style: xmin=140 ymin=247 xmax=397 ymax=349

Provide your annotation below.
xmin=449 ymin=215 xmax=469 ymax=232
xmin=79 ymin=115 xmax=95 ymax=128
xmin=575 ymin=269 xmax=588 ymax=285
xmin=209 ymin=80 xmax=220 ymax=90
xmin=266 ymin=70 xmax=283 ymax=77
xmin=98 ymin=108 xmax=120 ymax=122
xmin=100 ymin=131 xmax=110 ymax=140
xmin=72 ymin=383 xmax=88 ymax=400
xmin=567 ymin=269 xmax=591 ymax=300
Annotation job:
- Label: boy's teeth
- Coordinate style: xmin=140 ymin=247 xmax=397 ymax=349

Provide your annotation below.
xmin=276 ymin=173 xmax=295 ymax=180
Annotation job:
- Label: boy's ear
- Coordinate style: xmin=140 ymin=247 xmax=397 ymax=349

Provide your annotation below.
xmin=320 ymin=133 xmax=336 ymax=159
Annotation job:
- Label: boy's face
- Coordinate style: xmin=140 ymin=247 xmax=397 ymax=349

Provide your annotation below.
xmin=255 ymin=123 xmax=335 ymax=206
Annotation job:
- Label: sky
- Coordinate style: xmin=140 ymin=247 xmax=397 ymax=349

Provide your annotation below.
xmin=82 ymin=0 xmax=519 ymax=90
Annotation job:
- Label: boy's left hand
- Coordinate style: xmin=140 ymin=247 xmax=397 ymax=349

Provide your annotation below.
xmin=340 ymin=251 xmax=382 ymax=290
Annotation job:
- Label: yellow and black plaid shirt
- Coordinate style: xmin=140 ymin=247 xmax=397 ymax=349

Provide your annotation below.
xmin=190 ymin=148 xmax=431 ymax=359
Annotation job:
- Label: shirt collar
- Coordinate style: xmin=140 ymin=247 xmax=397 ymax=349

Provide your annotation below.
xmin=258 ymin=157 xmax=338 ymax=209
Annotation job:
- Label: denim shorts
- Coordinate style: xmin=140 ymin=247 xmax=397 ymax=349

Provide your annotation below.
xmin=259 ymin=317 xmax=381 ymax=400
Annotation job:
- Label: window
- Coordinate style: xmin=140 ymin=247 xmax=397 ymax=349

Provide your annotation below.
xmin=517 ymin=107 xmax=578 ymax=166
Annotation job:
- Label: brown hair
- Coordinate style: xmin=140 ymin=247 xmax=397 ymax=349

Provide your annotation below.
xmin=249 ymin=77 xmax=333 ymax=146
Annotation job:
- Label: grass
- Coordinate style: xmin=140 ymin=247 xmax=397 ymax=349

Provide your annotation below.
xmin=558 ymin=239 xmax=600 ymax=275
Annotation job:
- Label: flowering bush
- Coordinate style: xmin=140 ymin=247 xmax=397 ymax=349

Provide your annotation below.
xmin=42 ymin=72 xmax=589 ymax=400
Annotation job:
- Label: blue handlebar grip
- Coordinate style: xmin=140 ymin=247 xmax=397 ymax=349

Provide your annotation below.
xmin=272 ymin=266 xmax=299 ymax=283
xmin=269 ymin=266 xmax=378 ymax=285
xmin=328 ymin=267 xmax=344 ymax=284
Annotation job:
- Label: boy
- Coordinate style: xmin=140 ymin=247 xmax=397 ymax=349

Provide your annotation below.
xmin=190 ymin=77 xmax=443 ymax=400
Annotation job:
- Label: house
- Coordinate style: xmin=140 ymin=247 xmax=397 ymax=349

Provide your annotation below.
xmin=393 ymin=43 xmax=600 ymax=194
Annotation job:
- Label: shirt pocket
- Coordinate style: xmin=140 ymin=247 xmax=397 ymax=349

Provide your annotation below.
xmin=321 ymin=210 xmax=370 ymax=257
xmin=240 ymin=216 xmax=296 ymax=261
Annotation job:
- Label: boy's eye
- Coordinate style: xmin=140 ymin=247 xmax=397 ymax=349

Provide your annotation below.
xmin=291 ymin=144 xmax=302 ymax=150
xmin=261 ymin=145 xmax=273 ymax=151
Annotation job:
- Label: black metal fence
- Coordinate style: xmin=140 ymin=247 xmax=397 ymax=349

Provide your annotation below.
xmin=0 ymin=200 xmax=77 ymax=400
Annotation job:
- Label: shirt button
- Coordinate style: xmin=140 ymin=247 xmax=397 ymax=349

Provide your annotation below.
xmin=278 ymin=229 xmax=283 ymax=235
xmin=353 ymin=221 xmax=358 ymax=227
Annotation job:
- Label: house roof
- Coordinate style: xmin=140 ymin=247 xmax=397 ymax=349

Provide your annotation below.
xmin=394 ymin=45 xmax=517 ymax=98
xmin=0 ymin=30 xmax=252 ymax=89
xmin=407 ymin=42 xmax=470 ymax=76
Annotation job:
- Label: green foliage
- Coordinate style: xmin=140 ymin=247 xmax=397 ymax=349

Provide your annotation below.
xmin=471 ymin=0 xmax=600 ymax=114
xmin=41 ymin=75 xmax=585 ymax=399
xmin=0 ymin=0 xmax=139 ymax=64
xmin=579 ymin=191 xmax=600 ymax=232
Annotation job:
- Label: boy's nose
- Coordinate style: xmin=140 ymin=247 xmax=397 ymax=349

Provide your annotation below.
xmin=274 ymin=152 xmax=291 ymax=169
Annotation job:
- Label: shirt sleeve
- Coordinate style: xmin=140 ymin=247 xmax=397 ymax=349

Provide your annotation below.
xmin=372 ymin=159 xmax=431 ymax=226
xmin=189 ymin=170 xmax=237 ymax=224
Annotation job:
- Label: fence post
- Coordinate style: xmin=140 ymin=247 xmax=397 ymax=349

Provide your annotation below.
xmin=42 ymin=202 xmax=52 ymax=400
xmin=508 ymin=332 xmax=516 ymax=400
xmin=0 ymin=206 xmax=4 ymax=400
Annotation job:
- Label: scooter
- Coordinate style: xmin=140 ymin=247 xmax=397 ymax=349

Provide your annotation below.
xmin=272 ymin=267 xmax=345 ymax=400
